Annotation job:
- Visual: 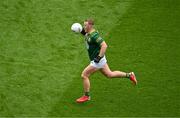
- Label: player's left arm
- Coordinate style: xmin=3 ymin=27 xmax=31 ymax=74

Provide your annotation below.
xmin=94 ymin=41 xmax=108 ymax=63
xmin=93 ymin=33 xmax=108 ymax=63
xmin=99 ymin=41 xmax=107 ymax=57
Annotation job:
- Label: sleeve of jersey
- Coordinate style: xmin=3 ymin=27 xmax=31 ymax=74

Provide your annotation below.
xmin=92 ymin=33 xmax=104 ymax=45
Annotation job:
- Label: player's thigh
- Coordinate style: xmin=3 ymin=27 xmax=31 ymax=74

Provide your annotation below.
xmin=100 ymin=63 xmax=112 ymax=77
xmin=82 ymin=64 xmax=99 ymax=77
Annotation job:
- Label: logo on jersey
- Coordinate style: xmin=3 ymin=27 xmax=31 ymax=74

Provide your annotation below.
xmin=88 ymin=38 xmax=91 ymax=42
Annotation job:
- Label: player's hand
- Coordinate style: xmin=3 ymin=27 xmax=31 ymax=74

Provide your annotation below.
xmin=94 ymin=56 xmax=102 ymax=63
xmin=81 ymin=28 xmax=86 ymax=35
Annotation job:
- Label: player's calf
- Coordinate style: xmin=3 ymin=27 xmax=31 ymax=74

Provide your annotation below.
xmin=103 ymin=72 xmax=113 ymax=78
xmin=102 ymin=70 xmax=127 ymax=79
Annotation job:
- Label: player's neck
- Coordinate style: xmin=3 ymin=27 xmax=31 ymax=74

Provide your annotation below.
xmin=88 ymin=28 xmax=95 ymax=34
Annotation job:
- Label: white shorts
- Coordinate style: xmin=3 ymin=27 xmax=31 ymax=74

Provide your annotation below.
xmin=90 ymin=56 xmax=107 ymax=69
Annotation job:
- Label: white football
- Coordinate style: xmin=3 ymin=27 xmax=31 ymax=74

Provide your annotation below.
xmin=71 ymin=23 xmax=83 ymax=33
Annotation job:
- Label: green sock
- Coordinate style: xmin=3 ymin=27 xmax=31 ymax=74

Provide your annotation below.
xmin=85 ymin=92 xmax=90 ymax=96
xmin=126 ymin=73 xmax=130 ymax=78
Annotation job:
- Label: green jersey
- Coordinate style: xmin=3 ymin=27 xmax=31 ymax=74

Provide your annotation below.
xmin=85 ymin=31 xmax=104 ymax=61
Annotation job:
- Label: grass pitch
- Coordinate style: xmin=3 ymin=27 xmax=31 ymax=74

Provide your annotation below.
xmin=0 ymin=0 xmax=179 ymax=117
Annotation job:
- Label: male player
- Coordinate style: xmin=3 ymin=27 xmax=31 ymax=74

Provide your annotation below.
xmin=76 ymin=19 xmax=137 ymax=103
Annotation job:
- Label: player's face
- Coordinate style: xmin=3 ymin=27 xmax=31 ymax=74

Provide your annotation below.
xmin=84 ymin=21 xmax=92 ymax=33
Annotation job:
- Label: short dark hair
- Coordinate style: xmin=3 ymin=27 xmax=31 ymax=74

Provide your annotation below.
xmin=85 ymin=19 xmax=94 ymax=25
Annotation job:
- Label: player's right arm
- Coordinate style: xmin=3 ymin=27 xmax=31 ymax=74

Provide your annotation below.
xmin=81 ymin=28 xmax=86 ymax=35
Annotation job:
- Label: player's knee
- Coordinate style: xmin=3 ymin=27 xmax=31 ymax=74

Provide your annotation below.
xmin=104 ymin=73 xmax=113 ymax=78
xmin=81 ymin=73 xmax=88 ymax=79
xmin=81 ymin=73 xmax=85 ymax=79
xmin=107 ymin=74 xmax=113 ymax=79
